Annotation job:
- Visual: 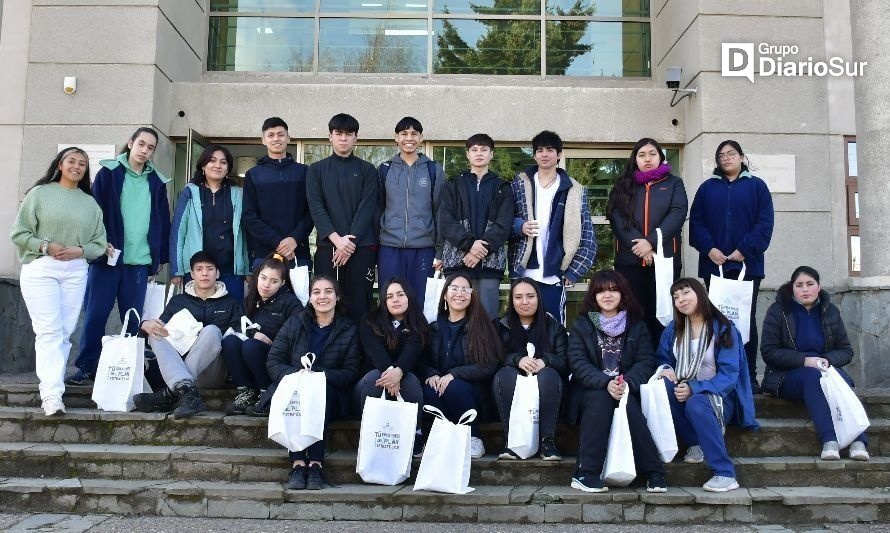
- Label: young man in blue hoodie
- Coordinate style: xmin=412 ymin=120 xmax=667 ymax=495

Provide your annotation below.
xmin=509 ymin=130 xmax=597 ymax=323
xmin=242 ymin=117 xmax=313 ymax=269
xmin=377 ymin=117 xmax=445 ymax=307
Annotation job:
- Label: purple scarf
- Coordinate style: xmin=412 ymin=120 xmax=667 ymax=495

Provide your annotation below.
xmin=634 ymin=162 xmax=672 ymax=185
xmin=589 ymin=310 xmax=627 ymax=338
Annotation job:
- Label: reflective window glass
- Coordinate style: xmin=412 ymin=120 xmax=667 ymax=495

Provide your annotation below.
xmin=208 ymin=16 xmax=314 ymax=71
xmin=434 ymin=0 xmax=540 ymax=16
xmin=304 ymin=144 xmax=395 ymax=166
xmin=319 ymin=19 xmax=428 ymax=73
xmin=210 ymin=0 xmax=315 ymax=13
xmin=545 ymin=0 xmax=649 ymax=17
xmin=547 ymin=21 xmax=649 ymax=76
xmin=434 ymin=20 xmax=541 ymax=75
xmin=432 ymin=145 xmax=534 ymax=179
xmin=320 ymin=0 xmax=429 ymax=13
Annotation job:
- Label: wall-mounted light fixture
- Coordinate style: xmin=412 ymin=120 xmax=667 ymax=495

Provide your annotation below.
xmin=667 ymin=67 xmax=696 ymax=107
xmin=63 ymin=76 xmax=77 ymax=95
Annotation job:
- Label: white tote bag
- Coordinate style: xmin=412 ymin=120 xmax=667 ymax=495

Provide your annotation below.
xmin=142 ymin=282 xmax=168 ymax=321
xmin=507 ymin=372 xmax=540 ymax=459
xmin=223 ymin=316 xmax=261 ymax=341
xmin=820 ymin=365 xmax=870 ymax=448
xmin=356 ymin=391 xmax=419 ymax=485
xmin=601 ymin=385 xmax=636 ymax=486
xmin=290 ymin=265 xmax=310 ymax=306
xmin=163 ymin=308 xmax=203 ymax=355
xmin=423 ymin=271 xmax=446 ymax=323
xmin=413 ymin=406 xmax=476 ymax=494
xmin=268 ymin=354 xmax=327 ymax=452
xmin=653 ymin=228 xmax=675 ymax=327
xmin=640 ymin=365 xmax=678 ymax=462
xmin=708 ymin=263 xmax=753 ymax=343
xmin=92 ymin=308 xmax=149 ymax=412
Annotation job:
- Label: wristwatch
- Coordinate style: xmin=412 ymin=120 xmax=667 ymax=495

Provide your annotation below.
xmin=39 ymin=238 xmax=50 ymax=255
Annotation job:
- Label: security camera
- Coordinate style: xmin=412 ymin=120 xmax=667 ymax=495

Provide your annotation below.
xmin=665 ymin=67 xmax=681 ymax=89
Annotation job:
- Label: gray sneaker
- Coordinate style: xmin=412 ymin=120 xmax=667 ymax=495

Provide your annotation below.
xmin=849 ymin=441 xmax=870 ymax=461
xmin=684 ymin=445 xmax=704 ymax=464
xmin=821 ymin=440 xmax=840 ymax=461
xmin=702 ymin=475 xmax=739 ymax=492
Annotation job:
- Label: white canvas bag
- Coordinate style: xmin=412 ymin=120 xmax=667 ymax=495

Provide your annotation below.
xmin=423 ymin=271 xmax=446 ymax=323
xmin=507 ymin=372 xmax=540 ymax=459
xmin=413 ymin=406 xmax=476 ymax=494
xmin=820 ymin=365 xmax=870 ymax=448
xmin=142 ymin=282 xmax=169 ymax=321
xmin=223 ymin=316 xmax=261 ymax=341
xmin=653 ymin=228 xmax=675 ymax=326
xmin=356 ymin=391 xmax=419 ymax=485
xmin=268 ymin=353 xmax=327 ymax=452
xmin=163 ymin=308 xmax=203 ymax=356
xmin=92 ymin=308 xmax=150 ymax=412
xmin=290 ymin=265 xmax=310 ymax=305
xmin=601 ymin=384 xmax=636 ymax=486
xmin=640 ymin=365 xmax=678 ymax=462
xmin=708 ymin=263 xmax=753 ymax=343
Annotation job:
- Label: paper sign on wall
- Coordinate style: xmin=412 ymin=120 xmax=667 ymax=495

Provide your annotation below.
xmin=58 ymin=144 xmax=117 ymax=182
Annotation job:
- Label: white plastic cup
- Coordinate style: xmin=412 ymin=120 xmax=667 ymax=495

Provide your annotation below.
xmin=107 ymin=248 xmax=121 ymax=266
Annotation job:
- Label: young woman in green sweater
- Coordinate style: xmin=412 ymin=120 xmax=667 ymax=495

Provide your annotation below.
xmin=10 ymin=147 xmax=108 ymax=416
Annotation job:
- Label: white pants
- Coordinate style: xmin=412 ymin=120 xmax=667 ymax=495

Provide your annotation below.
xmin=149 ymin=325 xmax=227 ymax=390
xmin=19 ymin=256 xmax=88 ymax=401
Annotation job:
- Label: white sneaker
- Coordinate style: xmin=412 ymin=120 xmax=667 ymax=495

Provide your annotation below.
xmin=470 ymin=437 xmax=485 ymax=458
xmin=42 ymin=397 xmax=65 ymax=416
xmin=702 ymin=475 xmax=739 ymax=493
xmin=684 ymin=445 xmax=704 ymax=464
xmin=849 ymin=441 xmax=870 ymax=461
xmin=821 ymin=440 xmax=840 ymax=461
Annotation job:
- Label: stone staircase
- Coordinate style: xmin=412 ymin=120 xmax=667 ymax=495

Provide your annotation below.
xmin=0 ymin=381 xmax=888 ymax=524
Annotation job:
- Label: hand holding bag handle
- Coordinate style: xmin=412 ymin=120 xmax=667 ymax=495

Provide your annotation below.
xmin=119 ymin=308 xmax=142 ymax=337
xmin=718 ymin=261 xmax=747 ymax=279
xmin=301 ymin=352 xmax=316 ymax=371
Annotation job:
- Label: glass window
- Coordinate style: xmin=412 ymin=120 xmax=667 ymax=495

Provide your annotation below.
xmin=208 ymin=16 xmax=314 ymax=71
xmin=319 ymin=19 xmax=428 ymax=73
xmin=546 ymin=0 xmax=649 ymax=18
xmin=432 ymin=145 xmax=534 ymax=178
xmin=320 ymin=0 xmax=429 ymax=13
xmin=548 ymin=21 xmax=650 ymax=76
xmin=304 ymin=144 xmax=395 ymax=165
xmin=210 ymin=0 xmax=315 ymax=13
xmin=434 ymin=19 xmax=541 ymax=75
xmin=434 ymin=0 xmax=539 ymax=16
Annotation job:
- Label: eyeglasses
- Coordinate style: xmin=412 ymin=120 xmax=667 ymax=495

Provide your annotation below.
xmin=447 ymin=285 xmax=473 ymax=295
xmin=718 ymin=151 xmax=739 ymax=160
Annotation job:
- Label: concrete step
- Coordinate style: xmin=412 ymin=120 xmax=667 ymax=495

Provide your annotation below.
xmin=0 ymin=442 xmax=886 ymax=488
xmin=0 ymin=406 xmax=885 ymax=457
xmin=4 ymin=383 xmax=890 ymax=419
xmin=1 ymin=477 xmax=888 ymax=524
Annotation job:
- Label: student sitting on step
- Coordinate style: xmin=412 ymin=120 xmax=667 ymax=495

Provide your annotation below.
xmin=567 ymin=270 xmax=666 ymax=493
xmin=760 ymin=265 xmax=869 ymax=461
xmin=221 ymin=253 xmax=303 ymax=416
xmin=656 ymin=278 xmax=758 ymax=493
xmin=492 ymin=277 xmax=568 ymax=462
xmin=267 ymin=275 xmax=360 ymax=491
xmin=354 ymin=277 xmax=429 ymax=458
xmin=135 ymin=251 xmax=242 ymax=419
xmin=418 ymin=273 xmax=502 ymax=459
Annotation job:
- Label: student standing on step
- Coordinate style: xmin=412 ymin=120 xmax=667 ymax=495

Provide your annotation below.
xmin=267 ymin=275 xmax=360 ymax=490
xmin=492 ymin=278 xmax=568 ymax=461
xmin=307 ymin=113 xmax=379 ymax=326
xmin=761 ymin=265 xmax=869 ymax=461
xmin=438 ymin=134 xmax=514 ymax=319
xmin=567 ymin=270 xmax=666 ymax=493
xmin=169 ymin=144 xmax=249 ymax=302
xmin=10 ymin=147 xmax=107 ymax=416
xmin=242 ymin=117 xmax=313 ymax=272
xmin=135 ymin=251 xmax=242 ymax=419
xmin=689 ymin=140 xmax=774 ymax=394
xmin=419 ymin=273 xmax=502 ymax=459
xmin=377 ymin=117 xmax=446 ymax=308
xmin=510 ymin=130 xmax=597 ymax=324
xmin=221 ymin=253 xmax=303 ymax=416
xmin=656 ymin=277 xmax=758 ymax=493
xmin=68 ymin=127 xmax=171 ymax=386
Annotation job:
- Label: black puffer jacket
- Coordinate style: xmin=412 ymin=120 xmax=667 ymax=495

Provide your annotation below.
xmin=245 ymin=289 xmax=303 ymax=341
xmin=609 ymin=174 xmax=687 ymax=267
xmin=760 ymin=287 xmax=853 ymax=394
xmin=159 ymin=281 xmax=242 ymax=331
xmin=266 ymin=310 xmax=360 ymax=392
xmin=359 ymin=315 xmax=425 ymax=375
xmin=495 ymin=314 xmax=569 ymax=378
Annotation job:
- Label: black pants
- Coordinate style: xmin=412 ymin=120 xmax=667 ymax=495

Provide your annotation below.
xmin=314 ymin=245 xmax=376 ymax=326
xmin=576 ymin=387 xmax=664 ymax=477
xmin=705 ymin=272 xmax=761 ymax=381
xmin=221 ymin=336 xmax=272 ymax=389
xmin=616 ymin=260 xmax=679 ymax=349
xmin=492 ymin=366 xmax=562 ymax=440
xmin=288 ymin=384 xmax=341 ymax=464
xmin=353 ymin=369 xmax=424 ymax=428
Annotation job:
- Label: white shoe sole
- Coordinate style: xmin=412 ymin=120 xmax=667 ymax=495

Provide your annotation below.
xmin=850 ymin=452 xmax=870 ymax=461
xmin=541 ymin=455 xmax=562 ymax=462
xmin=703 ymin=481 xmax=739 ymax=493
xmin=646 ymin=486 xmax=668 ymax=493
xmin=820 ymin=452 xmax=840 ymax=461
xmin=570 ymin=479 xmax=608 ymax=493
xmin=684 ymin=456 xmax=704 ymax=464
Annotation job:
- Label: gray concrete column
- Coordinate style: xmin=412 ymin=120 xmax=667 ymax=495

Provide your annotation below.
xmin=850 ymin=0 xmax=890 ymax=278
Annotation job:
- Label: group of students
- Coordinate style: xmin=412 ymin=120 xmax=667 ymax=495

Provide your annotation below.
xmin=9 ymin=113 xmax=869 ymax=495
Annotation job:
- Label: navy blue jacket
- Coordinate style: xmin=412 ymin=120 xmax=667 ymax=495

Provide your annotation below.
xmin=689 ymin=168 xmax=774 ymax=279
xmin=91 ymin=159 xmax=170 ymax=274
xmin=242 ymin=155 xmax=313 ymax=265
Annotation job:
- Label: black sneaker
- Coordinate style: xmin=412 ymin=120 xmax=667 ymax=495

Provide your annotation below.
xmin=286 ymin=465 xmax=307 ymax=490
xmin=306 ymin=463 xmax=325 ymax=490
xmin=64 ymin=369 xmax=94 ymax=386
xmin=750 ymin=377 xmax=763 ymax=395
xmin=172 ymin=382 xmax=206 ymax=420
xmin=646 ymin=471 xmax=668 ymax=493
xmin=413 ymin=435 xmax=425 ymax=458
xmin=133 ymin=388 xmax=175 ymax=413
xmin=540 ymin=436 xmax=562 ymax=461
xmin=245 ymin=399 xmax=270 ymax=417
xmin=570 ymin=470 xmax=607 ymax=493
xmin=498 ymin=448 xmax=520 ymax=460
xmin=226 ymin=387 xmax=261 ymax=416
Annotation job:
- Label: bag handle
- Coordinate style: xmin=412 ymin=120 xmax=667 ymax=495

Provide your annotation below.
xmin=649 ymin=364 xmax=673 ymax=384
xmin=120 ymin=308 xmax=142 ymax=337
xmin=718 ymin=262 xmax=747 ymax=279
xmin=378 ymin=390 xmax=406 ymax=402
xmin=423 ymin=404 xmax=448 ymax=421
xmin=457 ymin=408 xmax=478 ymax=426
xmin=301 ymin=352 xmax=316 ymax=371
xmin=241 ymin=316 xmax=261 ymax=336
xmin=617 ymin=384 xmax=630 ymax=409
xmin=655 ymin=227 xmax=664 ymax=256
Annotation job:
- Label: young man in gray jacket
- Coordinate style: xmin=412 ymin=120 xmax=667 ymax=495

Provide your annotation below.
xmin=377 ymin=117 xmax=446 ymax=307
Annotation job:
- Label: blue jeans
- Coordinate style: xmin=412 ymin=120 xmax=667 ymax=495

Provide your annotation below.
xmin=221 ymin=336 xmax=272 ymax=389
xmin=779 ymin=366 xmax=867 ymax=445
xmin=664 ymin=378 xmax=735 ymax=477
xmin=377 ymin=246 xmax=436 ymax=309
xmin=422 ymin=378 xmax=482 ymax=437
xmin=536 ymin=281 xmax=567 ymax=325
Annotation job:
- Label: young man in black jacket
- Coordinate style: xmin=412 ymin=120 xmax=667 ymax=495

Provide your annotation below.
xmin=135 ymin=251 xmax=242 ymax=418
xmin=242 ymin=117 xmax=313 ymax=269
xmin=306 ymin=113 xmax=379 ymax=325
